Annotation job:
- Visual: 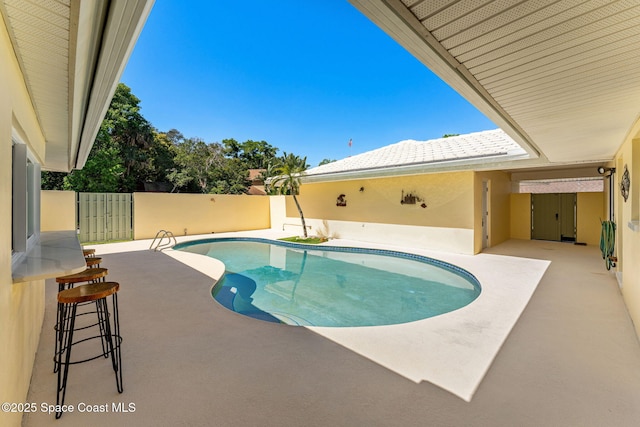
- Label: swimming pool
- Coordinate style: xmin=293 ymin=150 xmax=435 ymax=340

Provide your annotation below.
xmin=174 ymin=238 xmax=481 ymax=327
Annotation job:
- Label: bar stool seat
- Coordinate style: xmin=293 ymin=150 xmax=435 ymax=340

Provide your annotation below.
xmin=58 ymin=281 xmax=119 ymax=303
xmin=85 ymin=257 xmax=102 ymax=268
xmin=55 ymin=281 xmax=122 ymax=418
xmin=83 ymin=248 xmax=96 ymax=257
xmin=56 ymin=267 xmax=108 ymax=289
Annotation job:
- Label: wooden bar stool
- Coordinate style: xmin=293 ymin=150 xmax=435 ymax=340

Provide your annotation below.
xmin=54 ymin=268 xmax=108 ymax=372
xmin=56 ymin=267 xmax=108 ymax=291
xmin=83 ymin=248 xmax=96 ymax=258
xmin=85 ymin=256 xmax=102 ymax=268
xmin=55 ymin=282 xmax=122 ymax=419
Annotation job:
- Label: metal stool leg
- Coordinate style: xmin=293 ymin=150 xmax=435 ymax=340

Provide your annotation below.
xmin=53 ymin=282 xmax=75 ymax=373
xmin=100 ymin=293 xmax=123 ymax=392
xmin=112 ymin=292 xmax=123 ymax=392
xmin=95 ymin=299 xmax=109 ymax=358
xmin=55 ymin=302 xmax=77 ymax=419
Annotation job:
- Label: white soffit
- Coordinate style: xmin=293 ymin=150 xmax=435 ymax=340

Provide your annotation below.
xmin=1 ymin=0 xmax=153 ymax=172
xmin=1 ymin=0 xmax=71 ymax=169
xmin=349 ymin=0 xmax=640 ymax=164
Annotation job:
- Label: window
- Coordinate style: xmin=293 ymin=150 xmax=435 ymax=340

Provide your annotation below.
xmin=11 ymin=135 xmax=40 ymax=268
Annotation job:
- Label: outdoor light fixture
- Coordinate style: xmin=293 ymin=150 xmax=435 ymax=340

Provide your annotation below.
xmin=598 ymin=166 xmax=616 ymax=176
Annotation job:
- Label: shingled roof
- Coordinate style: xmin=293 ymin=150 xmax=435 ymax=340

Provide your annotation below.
xmin=305 ymin=129 xmax=528 ymax=181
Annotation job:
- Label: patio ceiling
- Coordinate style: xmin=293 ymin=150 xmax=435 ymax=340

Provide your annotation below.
xmin=349 ymin=0 xmax=640 ymax=167
xmin=0 ymin=0 xmax=153 ymax=172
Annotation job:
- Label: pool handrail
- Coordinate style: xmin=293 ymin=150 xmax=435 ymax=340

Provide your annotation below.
xmin=150 ymin=229 xmax=177 ymax=252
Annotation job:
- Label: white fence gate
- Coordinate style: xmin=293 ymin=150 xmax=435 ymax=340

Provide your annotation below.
xmin=77 ymin=193 xmax=133 ymax=243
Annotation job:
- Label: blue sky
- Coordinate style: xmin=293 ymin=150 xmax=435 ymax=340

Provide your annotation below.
xmin=121 ymin=0 xmax=496 ymax=167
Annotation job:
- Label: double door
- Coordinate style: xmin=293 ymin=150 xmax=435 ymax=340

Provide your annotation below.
xmin=531 ymin=193 xmax=576 ymax=242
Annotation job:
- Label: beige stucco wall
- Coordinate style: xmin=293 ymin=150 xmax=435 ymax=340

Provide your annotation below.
xmin=41 ymin=190 xmax=76 ymax=231
xmin=510 ymin=193 xmax=531 ymax=240
xmin=576 ymin=192 xmax=604 ymax=246
xmin=613 ymin=117 xmax=640 ymax=339
xmin=286 ymin=172 xmax=476 ymax=253
xmin=0 ymin=16 xmax=47 ymax=427
xmin=474 ymin=171 xmax=512 ymax=253
xmin=133 ymin=193 xmax=271 ymax=240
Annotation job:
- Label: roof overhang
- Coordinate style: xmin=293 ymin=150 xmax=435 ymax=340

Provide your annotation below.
xmin=1 ymin=0 xmax=154 ymax=172
xmin=348 ymin=0 xmax=640 ymax=168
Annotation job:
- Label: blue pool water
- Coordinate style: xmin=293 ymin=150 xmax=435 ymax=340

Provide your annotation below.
xmin=174 ymin=238 xmax=481 ymax=327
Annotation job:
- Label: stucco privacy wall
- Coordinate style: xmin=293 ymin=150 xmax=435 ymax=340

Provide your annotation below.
xmin=0 ymin=16 xmax=47 ymax=427
xmin=269 ymin=195 xmax=287 ymax=231
xmin=41 ymin=191 xmax=76 ymax=231
xmin=287 ymin=172 xmax=476 ymax=254
xmin=133 ymin=193 xmax=271 ymax=239
xmin=613 ymin=117 xmax=640 ymax=339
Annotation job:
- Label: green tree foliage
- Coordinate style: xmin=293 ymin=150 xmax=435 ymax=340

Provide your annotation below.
xmin=271 ymin=153 xmax=309 ymax=237
xmin=259 ymin=159 xmax=281 ymax=195
xmin=222 ymin=139 xmax=277 ymax=169
xmin=41 ymin=171 xmax=66 ymax=190
xmin=168 ymin=138 xmax=224 ymax=193
xmin=209 ymin=157 xmax=253 ymax=195
xmin=44 ymin=83 xmax=173 ymax=192
xmin=41 ymin=84 xmax=307 ymax=195
xmin=103 ymin=83 xmax=158 ymax=191
xmin=318 ymin=158 xmax=336 ymax=166
xmin=239 ymin=140 xmax=278 ymax=169
xmin=64 ymin=146 xmax=124 ymax=192
xmin=63 ymin=125 xmax=124 ymax=192
xmin=167 ymin=139 xmax=277 ymax=195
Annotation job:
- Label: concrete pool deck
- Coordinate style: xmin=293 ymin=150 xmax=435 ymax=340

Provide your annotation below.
xmin=24 ymin=231 xmax=640 ymax=426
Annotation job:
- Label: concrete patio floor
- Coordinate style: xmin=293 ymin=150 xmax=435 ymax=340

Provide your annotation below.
xmin=24 ymin=235 xmax=640 ymax=426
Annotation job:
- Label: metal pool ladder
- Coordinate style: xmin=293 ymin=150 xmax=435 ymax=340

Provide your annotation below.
xmin=150 ymin=230 xmax=177 ymax=252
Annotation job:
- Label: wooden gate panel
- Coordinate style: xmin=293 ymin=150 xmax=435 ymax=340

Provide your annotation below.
xmin=78 ymin=193 xmax=132 ymax=243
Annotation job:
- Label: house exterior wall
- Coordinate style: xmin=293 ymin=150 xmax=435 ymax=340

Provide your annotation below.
xmin=287 ymin=171 xmax=476 ymax=253
xmin=510 ymin=193 xmax=532 ymax=240
xmin=613 ymin=117 xmax=640 ymax=338
xmin=41 ymin=191 xmax=76 ymax=231
xmin=474 ymin=171 xmax=512 ymax=253
xmin=133 ymin=193 xmax=271 ymax=239
xmin=0 ymin=16 xmax=47 ymax=427
xmin=576 ymin=193 xmax=604 ymax=246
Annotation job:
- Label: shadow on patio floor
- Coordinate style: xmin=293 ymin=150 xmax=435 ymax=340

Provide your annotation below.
xmin=24 ymin=238 xmax=640 ymax=426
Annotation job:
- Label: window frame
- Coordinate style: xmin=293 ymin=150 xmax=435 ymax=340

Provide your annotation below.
xmin=11 ymin=133 xmax=41 ymax=270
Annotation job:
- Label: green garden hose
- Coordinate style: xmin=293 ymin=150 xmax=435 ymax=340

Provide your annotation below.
xmin=600 ymin=220 xmax=616 ymax=270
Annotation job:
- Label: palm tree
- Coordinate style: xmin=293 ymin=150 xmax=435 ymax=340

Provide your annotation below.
xmin=271 ymin=152 xmax=309 ymax=237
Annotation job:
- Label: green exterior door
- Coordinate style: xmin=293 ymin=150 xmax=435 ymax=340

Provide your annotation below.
xmin=559 ymin=193 xmax=576 ymax=242
xmin=532 ymin=193 xmax=560 ymax=241
xmin=531 ymin=193 xmax=576 ymax=242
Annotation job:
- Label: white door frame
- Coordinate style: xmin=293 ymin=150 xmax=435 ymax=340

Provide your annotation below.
xmin=482 ymin=180 xmax=490 ymax=249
